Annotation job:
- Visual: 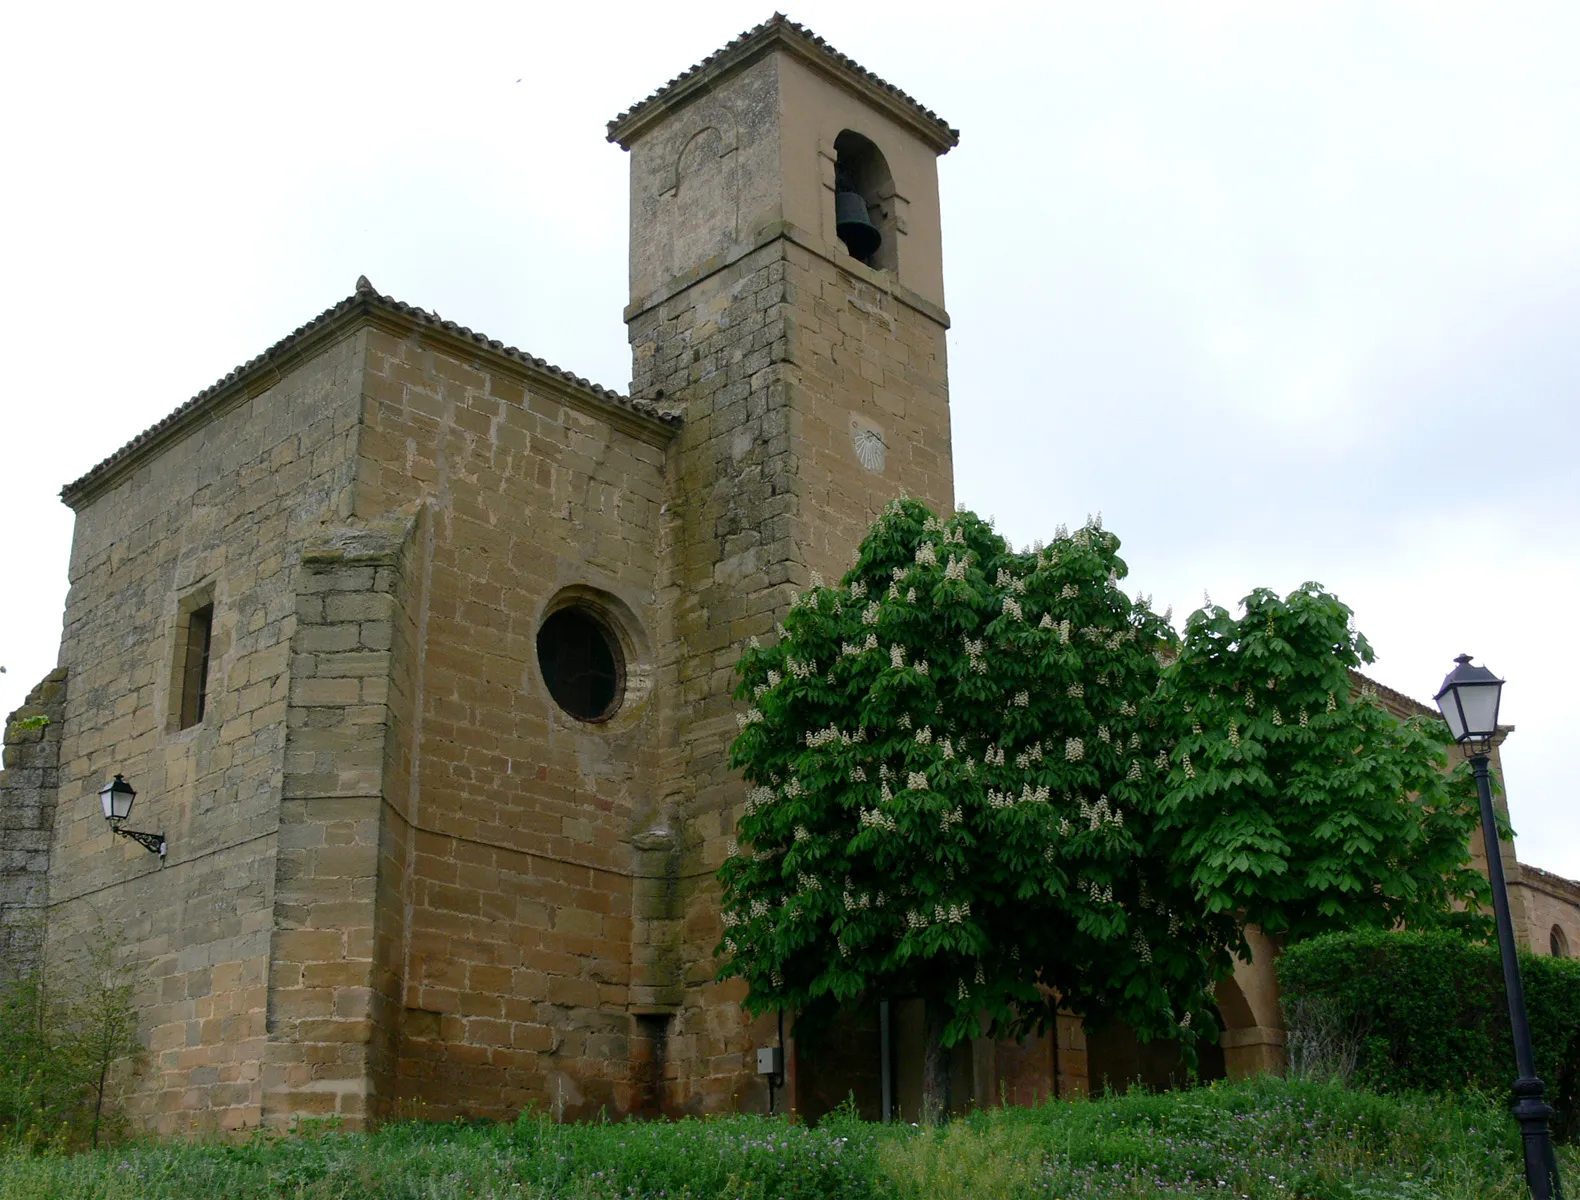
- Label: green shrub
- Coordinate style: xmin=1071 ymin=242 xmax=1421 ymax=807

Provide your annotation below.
xmin=1278 ymin=928 xmax=1580 ymax=1139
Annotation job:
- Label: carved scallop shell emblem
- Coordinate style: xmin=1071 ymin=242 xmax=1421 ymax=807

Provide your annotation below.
xmin=852 ymin=426 xmax=886 ymax=473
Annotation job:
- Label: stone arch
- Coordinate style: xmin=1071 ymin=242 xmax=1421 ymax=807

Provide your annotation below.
xmin=833 ymin=129 xmax=898 ymax=273
xmin=664 ymin=122 xmax=740 ymax=278
xmin=1551 ymin=924 xmax=1571 ymax=958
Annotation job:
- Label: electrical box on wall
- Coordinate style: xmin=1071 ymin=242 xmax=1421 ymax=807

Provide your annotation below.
xmin=756 ymin=1047 xmax=783 ymax=1077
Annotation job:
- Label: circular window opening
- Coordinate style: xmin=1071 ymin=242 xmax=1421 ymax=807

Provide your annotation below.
xmin=537 ymin=607 xmax=624 ymax=721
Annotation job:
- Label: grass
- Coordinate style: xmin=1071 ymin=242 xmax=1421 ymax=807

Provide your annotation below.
xmin=2 ymin=1077 xmax=1576 ymax=1199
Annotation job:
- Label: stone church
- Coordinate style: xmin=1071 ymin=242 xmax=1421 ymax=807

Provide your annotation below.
xmin=2 ymin=16 xmax=1576 ymax=1135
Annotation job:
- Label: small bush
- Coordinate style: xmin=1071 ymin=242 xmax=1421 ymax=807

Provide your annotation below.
xmin=1278 ymin=928 xmax=1580 ymax=1139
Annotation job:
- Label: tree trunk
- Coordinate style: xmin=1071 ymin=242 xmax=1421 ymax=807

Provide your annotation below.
xmin=921 ymin=1001 xmax=952 ymax=1125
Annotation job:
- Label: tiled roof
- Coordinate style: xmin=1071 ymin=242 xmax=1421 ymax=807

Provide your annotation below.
xmin=1350 ymin=669 xmax=1436 ymax=719
xmin=60 ymin=277 xmax=675 ymax=505
xmin=607 ymin=13 xmax=959 ymax=151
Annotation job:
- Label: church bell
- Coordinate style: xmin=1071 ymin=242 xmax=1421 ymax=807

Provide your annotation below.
xmin=835 ymin=190 xmax=882 ymax=261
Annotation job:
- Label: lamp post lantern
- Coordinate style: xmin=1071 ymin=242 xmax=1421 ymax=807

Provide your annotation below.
xmin=98 ymin=774 xmax=165 ymax=860
xmin=1434 ymin=656 xmax=1563 ymax=1200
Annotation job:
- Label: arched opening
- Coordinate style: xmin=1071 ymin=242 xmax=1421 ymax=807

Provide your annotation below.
xmin=833 ymin=130 xmax=897 ymax=273
xmin=1552 ymin=924 xmax=1571 ymax=958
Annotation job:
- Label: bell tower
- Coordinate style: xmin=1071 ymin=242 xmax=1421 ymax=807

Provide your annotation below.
xmin=608 ymin=15 xmax=958 ymax=1113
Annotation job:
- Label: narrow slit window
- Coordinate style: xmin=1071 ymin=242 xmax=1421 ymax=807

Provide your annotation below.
xmin=179 ymin=604 xmax=213 ymax=729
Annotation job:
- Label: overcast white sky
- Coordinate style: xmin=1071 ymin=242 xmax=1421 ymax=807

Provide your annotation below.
xmin=2 ymin=2 xmax=1576 ymax=878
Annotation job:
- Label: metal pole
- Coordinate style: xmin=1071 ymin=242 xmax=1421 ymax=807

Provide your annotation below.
xmin=1472 ymin=752 xmax=1564 ymax=1200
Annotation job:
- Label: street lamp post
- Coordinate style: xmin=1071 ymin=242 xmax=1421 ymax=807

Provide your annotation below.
xmin=1434 ymin=655 xmax=1563 ymax=1200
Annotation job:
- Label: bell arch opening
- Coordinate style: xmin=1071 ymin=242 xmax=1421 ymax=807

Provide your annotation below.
xmin=833 ymin=130 xmax=897 ymax=273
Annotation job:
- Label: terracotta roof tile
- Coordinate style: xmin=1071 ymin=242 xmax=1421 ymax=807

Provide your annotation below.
xmin=607 ymin=13 xmax=958 ymax=151
xmin=61 ymin=277 xmax=675 ymax=504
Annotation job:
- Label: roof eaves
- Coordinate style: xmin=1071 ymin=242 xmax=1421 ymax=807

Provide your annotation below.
xmin=60 ymin=278 xmax=678 ymax=508
xmin=607 ymin=13 xmax=959 ymax=153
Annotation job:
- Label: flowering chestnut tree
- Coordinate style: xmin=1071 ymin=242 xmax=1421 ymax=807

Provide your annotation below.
xmin=718 ymin=501 xmax=1234 ymax=1110
xmin=1156 ymin=584 xmax=1487 ymax=941
xmin=717 ymin=501 xmax=1484 ymax=1116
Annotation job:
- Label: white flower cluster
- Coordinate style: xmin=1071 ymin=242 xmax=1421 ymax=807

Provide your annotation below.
xmin=905 ymin=909 xmax=929 ymax=930
xmin=916 ymin=659 xmax=930 ymax=675
xmin=1227 ymin=722 xmax=1240 ymax=747
xmin=957 ymin=980 xmax=969 ymax=1001
xmin=1299 ymin=707 xmax=1309 ymax=728
xmin=907 ymin=771 xmax=930 ymax=791
xmin=1132 ymin=931 xmax=1153 ymax=964
xmin=898 ymin=713 xmax=912 ymax=729
xmin=1038 ymin=612 xmax=1056 ymax=631
xmin=809 ymin=571 xmax=824 ymax=588
xmin=974 ymin=962 xmax=986 ymax=985
xmin=1154 ymin=749 xmax=1170 ymax=771
xmin=1058 ymin=817 xmax=1072 ymax=836
xmin=936 ymin=901 xmax=970 ymax=924
xmin=784 ymin=777 xmax=803 ymax=798
xmin=1326 ymin=691 xmax=1337 ymax=713
xmin=725 ymin=838 xmax=739 ymax=858
xmin=1013 ymin=690 xmax=1029 ymax=707
xmin=915 ymin=542 xmax=938 ymax=567
xmin=1065 ymin=737 xmax=1085 ymax=762
xmin=736 ymin=708 xmax=765 ymax=728
xmin=796 ymin=871 xmax=822 ymax=891
xmin=841 ymin=641 xmax=861 ymax=657
xmin=722 ymin=909 xmax=743 ymax=928
xmin=1002 ymin=597 xmax=1024 ymax=621
xmin=1067 ymin=682 xmax=1084 ymax=699
xmin=1119 ymin=700 xmax=1137 ymax=717
xmin=1078 ymin=794 xmax=1123 ymax=830
xmin=1182 ymin=754 xmax=1195 ymax=780
xmin=750 ymin=898 xmax=769 ymax=918
xmin=1061 ymin=583 xmax=1080 ymax=599
xmin=1191 ymin=719 xmax=1203 ymax=735
xmin=851 ymin=580 xmax=867 ymax=600
xmin=841 ymin=889 xmax=872 ymax=911
xmin=852 ymin=765 xmax=867 ymax=782
xmin=915 ymin=726 xmax=933 ymax=745
xmin=806 ymin=724 xmax=846 ymax=748
xmin=1098 ymin=725 xmax=1111 ymax=743
xmin=1083 ymin=878 xmax=1115 ymax=903
xmin=962 ymin=635 xmax=988 ymax=675
xmin=1272 ymin=708 xmax=1284 ymax=727
xmin=984 ymin=743 xmax=1007 ymax=766
xmin=1127 ymin=760 xmax=1143 ymax=780
xmin=793 ymin=824 xmax=810 ymax=842
xmin=860 ymin=807 xmax=898 ymax=833
xmin=890 ymin=645 xmax=906 ymax=670
xmin=987 ymin=783 xmax=1050 ymax=809
xmin=939 ymin=807 xmax=963 ymax=831
xmin=862 ymin=601 xmax=881 ymax=626
xmin=944 ymin=555 xmax=968 ymax=582
xmin=941 ymin=737 xmax=955 ymax=760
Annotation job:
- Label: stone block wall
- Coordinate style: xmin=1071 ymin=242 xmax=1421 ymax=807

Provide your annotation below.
xmin=47 ymin=332 xmax=365 ymax=1135
xmin=350 ymin=323 xmax=674 ymax=1121
xmin=627 ymin=219 xmax=954 ymax=1113
xmin=0 ymin=668 xmax=67 ymax=981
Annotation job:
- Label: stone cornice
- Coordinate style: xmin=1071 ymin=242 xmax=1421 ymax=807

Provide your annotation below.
xmin=623 ymin=218 xmax=950 ymax=332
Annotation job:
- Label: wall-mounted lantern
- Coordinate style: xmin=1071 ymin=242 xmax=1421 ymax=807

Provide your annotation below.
xmin=99 ymin=774 xmax=165 ymax=860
